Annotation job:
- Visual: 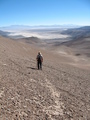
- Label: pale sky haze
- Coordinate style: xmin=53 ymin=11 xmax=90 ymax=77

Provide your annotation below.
xmin=0 ymin=0 xmax=90 ymax=26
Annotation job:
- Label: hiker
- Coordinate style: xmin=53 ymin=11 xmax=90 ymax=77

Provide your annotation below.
xmin=36 ymin=52 xmax=43 ymax=70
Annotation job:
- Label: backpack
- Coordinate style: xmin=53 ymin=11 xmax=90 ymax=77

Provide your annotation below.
xmin=37 ymin=55 xmax=42 ymax=61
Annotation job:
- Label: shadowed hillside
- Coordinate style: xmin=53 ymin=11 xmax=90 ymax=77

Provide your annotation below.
xmin=46 ymin=26 xmax=90 ymax=57
xmin=61 ymin=26 xmax=90 ymax=39
xmin=59 ymin=26 xmax=90 ymax=57
xmin=0 ymin=30 xmax=10 ymax=37
xmin=17 ymin=36 xmax=43 ymax=44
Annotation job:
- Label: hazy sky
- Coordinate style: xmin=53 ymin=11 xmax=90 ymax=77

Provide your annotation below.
xmin=0 ymin=0 xmax=90 ymax=26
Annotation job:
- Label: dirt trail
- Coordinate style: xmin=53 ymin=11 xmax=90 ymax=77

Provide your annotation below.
xmin=0 ymin=37 xmax=90 ymax=120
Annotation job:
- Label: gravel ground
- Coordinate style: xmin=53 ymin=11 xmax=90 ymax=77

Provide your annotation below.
xmin=0 ymin=36 xmax=90 ymax=120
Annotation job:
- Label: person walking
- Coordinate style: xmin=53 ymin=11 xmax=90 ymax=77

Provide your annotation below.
xmin=36 ymin=52 xmax=43 ymax=70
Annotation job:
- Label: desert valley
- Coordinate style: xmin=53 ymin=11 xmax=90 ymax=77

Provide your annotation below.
xmin=0 ymin=26 xmax=90 ymax=119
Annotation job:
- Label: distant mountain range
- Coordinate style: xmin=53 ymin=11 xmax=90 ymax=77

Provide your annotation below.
xmin=0 ymin=26 xmax=90 ymax=57
xmin=0 ymin=30 xmax=10 ymax=37
xmin=60 ymin=26 xmax=90 ymax=57
xmin=61 ymin=26 xmax=90 ymax=39
xmin=0 ymin=26 xmax=90 ymax=39
xmin=0 ymin=24 xmax=80 ymax=30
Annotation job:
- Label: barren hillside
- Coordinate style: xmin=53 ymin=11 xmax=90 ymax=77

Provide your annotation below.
xmin=0 ymin=36 xmax=90 ymax=120
xmin=50 ymin=26 xmax=90 ymax=57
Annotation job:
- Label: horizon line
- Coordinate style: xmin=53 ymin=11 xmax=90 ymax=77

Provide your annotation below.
xmin=0 ymin=24 xmax=85 ymax=27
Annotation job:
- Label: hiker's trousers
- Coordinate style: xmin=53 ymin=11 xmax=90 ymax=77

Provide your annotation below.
xmin=37 ymin=60 xmax=42 ymax=70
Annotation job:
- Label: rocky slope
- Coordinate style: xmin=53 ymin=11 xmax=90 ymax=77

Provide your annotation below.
xmin=0 ymin=36 xmax=90 ymax=120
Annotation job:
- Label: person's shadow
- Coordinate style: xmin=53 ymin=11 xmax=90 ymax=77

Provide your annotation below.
xmin=27 ymin=67 xmax=37 ymax=70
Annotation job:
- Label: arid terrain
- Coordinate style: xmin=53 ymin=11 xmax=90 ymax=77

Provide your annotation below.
xmin=0 ymin=35 xmax=90 ymax=120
